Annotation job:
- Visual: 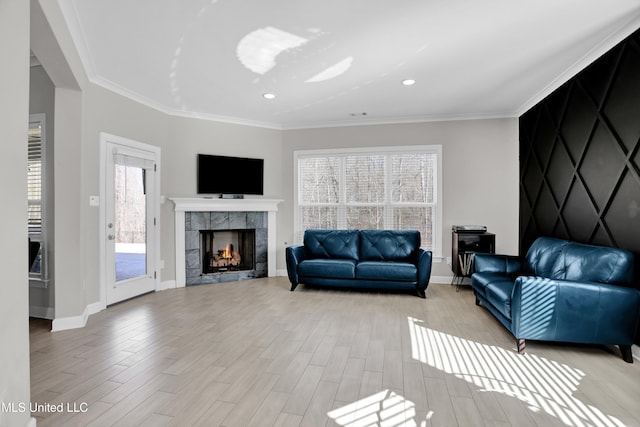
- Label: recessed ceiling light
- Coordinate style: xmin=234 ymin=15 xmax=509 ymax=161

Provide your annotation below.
xmin=263 ymin=93 xmax=276 ymax=100
xmin=402 ymin=79 xmax=416 ymax=86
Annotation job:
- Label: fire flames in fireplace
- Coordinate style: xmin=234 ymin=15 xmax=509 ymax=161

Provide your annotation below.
xmin=201 ymin=230 xmax=255 ymax=274
xmin=209 ymin=244 xmax=241 ymax=269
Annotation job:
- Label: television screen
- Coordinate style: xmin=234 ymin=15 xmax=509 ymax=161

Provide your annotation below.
xmin=197 ymin=154 xmax=264 ymax=196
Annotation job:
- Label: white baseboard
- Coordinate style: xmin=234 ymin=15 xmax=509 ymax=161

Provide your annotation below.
xmin=52 ymin=308 xmax=88 ymax=332
xmin=633 ymin=344 xmax=640 ymax=361
xmin=51 ymin=301 xmax=104 ymax=332
xmin=159 ymin=280 xmax=176 ymax=291
xmin=87 ymin=301 xmax=105 ymax=316
xmin=29 ymin=305 xmax=54 ymax=320
xmin=276 ymin=269 xmax=288 ymax=277
xmin=430 ymin=275 xmax=454 ymax=284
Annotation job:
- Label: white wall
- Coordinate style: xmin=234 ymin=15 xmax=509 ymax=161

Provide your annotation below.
xmin=53 ymin=87 xmax=85 ymax=320
xmin=281 ymin=119 xmax=520 ymax=280
xmin=79 ymin=86 xmax=284 ymax=292
xmin=82 ymin=84 xmax=170 ymax=304
xmin=162 ymin=116 xmax=283 ymax=280
xmin=82 ymin=109 xmax=518 ymax=290
xmin=0 ymin=0 xmax=32 ymax=425
xmin=31 ymin=0 xmax=88 ymax=327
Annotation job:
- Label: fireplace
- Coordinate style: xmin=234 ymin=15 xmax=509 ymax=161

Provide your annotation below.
xmin=201 ymin=229 xmax=255 ymax=273
xmin=183 ymin=210 xmax=268 ymax=285
xmin=170 ymin=197 xmax=282 ymax=287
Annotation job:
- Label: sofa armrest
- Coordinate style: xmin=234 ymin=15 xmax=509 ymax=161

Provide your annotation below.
xmin=417 ymin=249 xmax=433 ymax=291
xmin=473 ymin=253 xmax=522 ymax=275
xmin=286 ymin=245 xmax=306 ymax=286
xmin=511 ymin=276 xmax=640 ymax=345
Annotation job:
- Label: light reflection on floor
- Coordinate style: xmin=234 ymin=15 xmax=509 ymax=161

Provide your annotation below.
xmin=407 ymin=316 xmax=625 ymax=427
xmin=328 ymin=317 xmax=625 ymax=427
xmin=327 ymin=389 xmax=425 ymax=427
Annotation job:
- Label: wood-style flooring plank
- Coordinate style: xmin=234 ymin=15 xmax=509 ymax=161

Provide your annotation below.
xmin=246 ymin=391 xmax=291 ymax=427
xmin=28 ymin=278 xmax=640 ymax=427
xmin=283 ymin=365 xmax=325 ymax=416
xmin=219 ymin=372 xmax=280 ymax=427
xmin=299 ymin=380 xmax=338 ymax=427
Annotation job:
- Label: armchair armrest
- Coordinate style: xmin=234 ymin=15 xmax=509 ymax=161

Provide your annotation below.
xmin=285 ymin=245 xmax=306 ymax=286
xmin=416 ymin=249 xmax=433 ymax=291
xmin=511 ymin=276 xmax=640 ymax=345
xmin=473 ymin=253 xmax=522 ymax=275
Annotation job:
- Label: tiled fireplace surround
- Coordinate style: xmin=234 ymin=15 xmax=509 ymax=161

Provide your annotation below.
xmin=170 ymin=198 xmax=282 ymax=287
xmin=185 ymin=211 xmax=267 ymax=285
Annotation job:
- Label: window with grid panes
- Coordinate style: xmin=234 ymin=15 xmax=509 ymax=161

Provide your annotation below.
xmin=294 ymin=146 xmax=442 ymax=255
xmin=28 ymin=127 xmax=42 ymax=233
xmin=28 ymin=116 xmax=46 ymax=278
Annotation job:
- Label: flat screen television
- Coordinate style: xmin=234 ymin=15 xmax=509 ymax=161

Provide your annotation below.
xmin=197 ymin=154 xmax=264 ymax=196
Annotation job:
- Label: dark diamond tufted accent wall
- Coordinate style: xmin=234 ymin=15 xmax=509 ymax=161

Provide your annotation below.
xmin=520 ymin=28 xmax=640 ymax=344
xmin=520 ymin=28 xmax=640 ymax=262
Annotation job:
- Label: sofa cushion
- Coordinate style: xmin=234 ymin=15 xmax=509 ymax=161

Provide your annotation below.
xmin=298 ymin=259 xmax=357 ymax=280
xmin=359 ymin=230 xmax=420 ymax=262
xmin=524 ymin=237 xmax=569 ymax=277
xmin=304 ymin=230 xmax=360 ymax=260
xmin=485 ymin=281 xmax=514 ymax=320
xmin=472 ymin=272 xmax=514 ymax=299
xmin=356 ymin=261 xmax=417 ymax=282
xmin=550 ymin=242 xmax=635 ymax=285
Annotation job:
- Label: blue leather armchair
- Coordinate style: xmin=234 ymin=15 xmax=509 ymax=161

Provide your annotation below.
xmin=286 ymin=229 xmax=432 ymax=298
xmin=472 ymin=237 xmax=640 ymax=362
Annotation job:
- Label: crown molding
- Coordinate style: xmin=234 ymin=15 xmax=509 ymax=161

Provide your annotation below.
xmin=279 ymin=111 xmax=518 ymax=130
xmin=90 ymin=74 xmax=517 ymax=130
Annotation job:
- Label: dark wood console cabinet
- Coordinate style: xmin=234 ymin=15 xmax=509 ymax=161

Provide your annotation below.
xmin=452 ymin=231 xmax=495 ymax=288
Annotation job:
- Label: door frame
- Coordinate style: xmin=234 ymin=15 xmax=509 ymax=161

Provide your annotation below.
xmin=99 ymin=132 xmax=161 ymax=308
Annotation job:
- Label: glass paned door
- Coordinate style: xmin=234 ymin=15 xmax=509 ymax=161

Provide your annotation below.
xmin=114 ymin=163 xmax=147 ymax=282
xmin=104 ymin=138 xmax=158 ymax=305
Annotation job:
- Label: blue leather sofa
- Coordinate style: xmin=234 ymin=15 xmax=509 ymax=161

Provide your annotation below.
xmin=286 ymin=229 xmax=433 ymax=298
xmin=472 ymin=236 xmax=640 ymax=362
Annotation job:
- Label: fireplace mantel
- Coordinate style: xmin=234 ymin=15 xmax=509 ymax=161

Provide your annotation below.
xmin=170 ymin=197 xmax=283 ymax=286
xmin=170 ymin=197 xmax=282 ymax=213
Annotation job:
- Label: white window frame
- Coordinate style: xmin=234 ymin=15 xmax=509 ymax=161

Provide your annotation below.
xmin=28 ymin=113 xmax=48 ymax=285
xmin=293 ymin=145 xmax=443 ymax=258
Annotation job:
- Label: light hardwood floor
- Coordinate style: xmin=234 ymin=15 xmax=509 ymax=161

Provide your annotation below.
xmin=30 ymin=277 xmax=640 ymax=427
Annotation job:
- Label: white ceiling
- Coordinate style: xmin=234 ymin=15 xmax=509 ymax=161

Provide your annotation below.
xmin=58 ymin=0 xmax=640 ymax=129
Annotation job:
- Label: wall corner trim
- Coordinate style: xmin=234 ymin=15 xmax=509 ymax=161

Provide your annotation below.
xmin=51 ymin=301 xmax=105 ymax=332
